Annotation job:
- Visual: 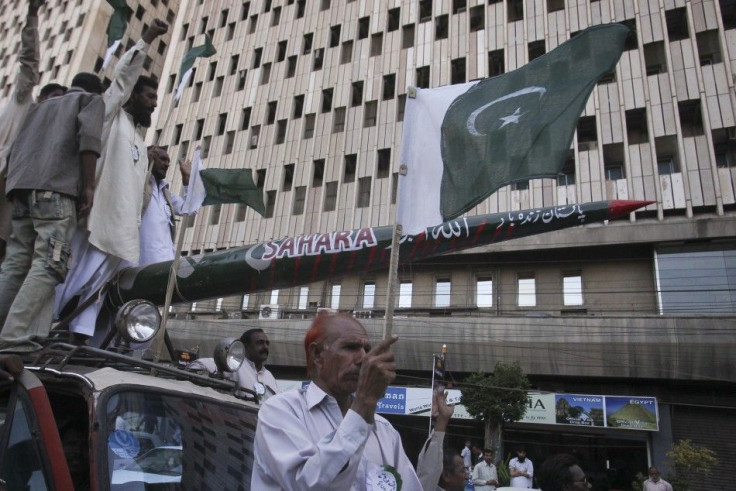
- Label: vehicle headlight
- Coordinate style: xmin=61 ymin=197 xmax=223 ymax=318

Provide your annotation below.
xmin=114 ymin=299 xmax=161 ymax=343
xmin=214 ymin=338 xmax=245 ymax=372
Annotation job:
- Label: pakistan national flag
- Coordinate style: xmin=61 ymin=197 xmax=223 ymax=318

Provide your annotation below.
xmin=397 ymin=23 xmax=630 ymax=235
xmin=181 ymin=148 xmax=266 ymax=217
xmin=175 ymin=35 xmax=217 ymax=100
xmin=102 ymin=0 xmax=132 ymax=70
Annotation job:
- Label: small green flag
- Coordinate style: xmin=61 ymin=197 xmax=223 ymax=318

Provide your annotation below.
xmin=106 ymin=0 xmax=131 ymax=47
xmin=200 ymin=168 xmax=266 ymax=217
xmin=102 ymin=0 xmax=132 ymax=69
xmin=175 ymin=35 xmax=216 ymax=100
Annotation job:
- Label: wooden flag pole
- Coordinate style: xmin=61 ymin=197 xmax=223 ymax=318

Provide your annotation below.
xmin=382 ymin=87 xmax=415 ymax=340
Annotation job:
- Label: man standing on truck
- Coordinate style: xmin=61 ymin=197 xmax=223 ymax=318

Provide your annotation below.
xmin=251 ymin=312 xmax=423 ymax=490
xmin=0 ymin=73 xmax=104 ymax=352
xmin=54 ymin=20 xmax=169 ymax=343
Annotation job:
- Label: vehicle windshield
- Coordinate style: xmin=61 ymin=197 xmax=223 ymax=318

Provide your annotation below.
xmin=103 ymin=388 xmax=256 ymax=490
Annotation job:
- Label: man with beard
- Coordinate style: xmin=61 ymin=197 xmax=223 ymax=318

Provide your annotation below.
xmin=138 ymin=146 xmax=191 ymax=266
xmin=509 ymin=446 xmax=534 ymax=488
xmin=55 ymin=19 xmax=168 ymax=343
xmin=251 ymin=313 xmax=422 ymax=490
xmin=188 ymin=328 xmax=279 ymax=401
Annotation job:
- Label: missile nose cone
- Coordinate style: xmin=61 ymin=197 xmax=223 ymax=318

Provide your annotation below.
xmin=607 ymin=200 xmax=654 ymax=219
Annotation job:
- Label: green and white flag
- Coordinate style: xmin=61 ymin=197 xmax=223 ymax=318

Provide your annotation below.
xmin=181 ymin=148 xmax=265 ymax=217
xmin=397 ymin=23 xmax=629 ymax=235
xmin=174 ymin=35 xmax=216 ymax=101
xmin=102 ymin=0 xmax=131 ymax=70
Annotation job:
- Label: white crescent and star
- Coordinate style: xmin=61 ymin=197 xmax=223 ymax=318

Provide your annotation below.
xmin=465 ymin=86 xmax=547 ymax=136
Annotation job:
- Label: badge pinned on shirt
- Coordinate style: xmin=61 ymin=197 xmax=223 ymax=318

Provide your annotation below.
xmin=254 ymin=382 xmax=266 ymax=397
xmin=131 ymin=144 xmax=140 ymax=162
xmin=366 ymin=465 xmax=402 ymax=490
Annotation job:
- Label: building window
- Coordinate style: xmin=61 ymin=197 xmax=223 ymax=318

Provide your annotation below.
xmin=333 ymin=107 xmax=346 ymax=133
xmin=508 ymin=0 xmax=524 ymax=22
xmin=419 ymin=0 xmax=432 ymax=22
xmin=293 ymin=94 xmax=304 ymax=119
xmin=313 ymin=160 xmax=325 ymax=187
xmin=241 ymin=107 xmax=252 ymax=130
xmin=362 ymin=281 xmax=376 ymax=309
xmin=249 ymin=126 xmax=260 ymax=148
xmin=665 ymin=7 xmax=689 ymax=41
xmin=435 ymin=14 xmax=448 ymax=40
xmin=224 ymin=131 xmax=235 ymax=154
xmin=267 ymin=101 xmax=277 ymax=125
xmin=293 ymin=186 xmax=306 ymax=215
xmin=678 ymin=99 xmax=704 ymax=137
xmin=313 ymin=48 xmax=324 ymax=70
xmin=469 ymin=5 xmax=484 ymax=31
xmin=324 ymin=181 xmax=338 ymax=211
xmin=453 ymin=0 xmax=467 ymax=14
xmin=416 ymin=66 xmax=430 ymax=88
xmin=364 ymin=101 xmax=377 ymax=127
xmin=557 ymin=151 xmax=576 ymax=186
xmin=216 ymin=297 xmax=224 ymax=311
xmin=517 ymin=274 xmax=536 ymax=307
xmin=370 ymin=33 xmax=383 ymax=57
xmin=321 ymin=88 xmax=333 ymax=113
xmin=330 ymin=25 xmax=341 ymax=47
xmin=269 ymin=289 xmax=279 ymax=305
xmin=275 ymin=120 xmax=287 ymax=144
xmin=644 ymin=41 xmax=667 ymax=75
xmin=304 ymin=114 xmax=316 ymax=139
xmin=402 ymin=24 xmax=415 ymax=49
xmin=528 ymin=40 xmax=545 ymax=61
xmin=626 ymin=108 xmax=649 ymax=144
xmin=282 ymin=164 xmax=295 ymax=191
xmin=352 ymin=81 xmax=364 ymax=107
xmin=341 ymin=41 xmax=353 ymax=64
xmin=387 ymin=7 xmax=400 ymax=31
xmin=330 ymin=284 xmax=341 ymax=309
xmin=241 ymin=294 xmax=250 ymax=309
xmin=605 ymin=163 xmax=625 ymax=181
xmin=260 ymin=63 xmax=271 ymax=84
xmin=217 ymin=113 xmax=227 ymax=135
xmin=357 ymin=177 xmax=371 ymax=207
xmin=252 ymin=48 xmax=262 ymax=68
xmin=451 ymin=58 xmax=466 ymax=84
xmin=435 ymin=279 xmax=451 ymax=307
xmin=344 ymin=154 xmax=357 ymax=183
xmin=236 ymin=204 xmax=247 ymax=221
xmin=476 ymin=278 xmax=493 ymax=307
xmin=398 ymin=281 xmax=412 ymax=308
xmin=563 ymin=274 xmax=583 ymax=306
xmin=298 ymin=286 xmax=309 ymax=310
xmin=286 ymin=55 xmax=297 ymax=77
xmin=277 ymin=40 xmax=287 ymax=62
xmin=377 ymin=149 xmax=391 ymax=178
xmin=209 ymin=204 xmax=221 ymax=224
xmin=357 ymin=16 xmax=370 ymax=39
xmin=383 ymin=74 xmax=396 ymax=100
xmin=548 ymin=0 xmax=564 ymax=12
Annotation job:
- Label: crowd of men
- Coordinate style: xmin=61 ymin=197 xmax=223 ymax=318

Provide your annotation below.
xmin=0 ymin=2 xmax=193 ymax=353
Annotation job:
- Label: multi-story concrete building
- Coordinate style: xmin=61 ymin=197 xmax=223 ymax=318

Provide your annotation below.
xmin=2 ymin=0 xmax=735 ymax=488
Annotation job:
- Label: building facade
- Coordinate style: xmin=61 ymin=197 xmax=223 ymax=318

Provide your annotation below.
xmin=1 ymin=0 xmax=735 ymax=489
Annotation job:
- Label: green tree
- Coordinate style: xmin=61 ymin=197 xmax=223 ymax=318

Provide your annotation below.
xmin=460 ymin=361 xmax=530 ymax=455
xmin=664 ymin=439 xmax=718 ymax=491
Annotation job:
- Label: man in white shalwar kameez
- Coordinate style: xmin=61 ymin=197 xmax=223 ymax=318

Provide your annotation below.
xmin=54 ymin=20 xmax=169 ymax=340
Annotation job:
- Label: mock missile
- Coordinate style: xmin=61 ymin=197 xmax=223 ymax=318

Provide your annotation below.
xmin=108 ymin=200 xmax=650 ymax=307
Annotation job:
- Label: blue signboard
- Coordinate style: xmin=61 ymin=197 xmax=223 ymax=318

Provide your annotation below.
xmin=377 ymin=387 xmax=407 ymax=414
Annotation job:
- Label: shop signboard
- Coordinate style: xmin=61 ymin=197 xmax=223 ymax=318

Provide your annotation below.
xmin=277 ymin=382 xmax=658 ymax=431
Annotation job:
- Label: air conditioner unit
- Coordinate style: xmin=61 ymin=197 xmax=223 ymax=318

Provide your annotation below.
xmin=259 ymin=304 xmax=283 ymax=320
xmin=353 ymin=310 xmax=373 ymax=319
